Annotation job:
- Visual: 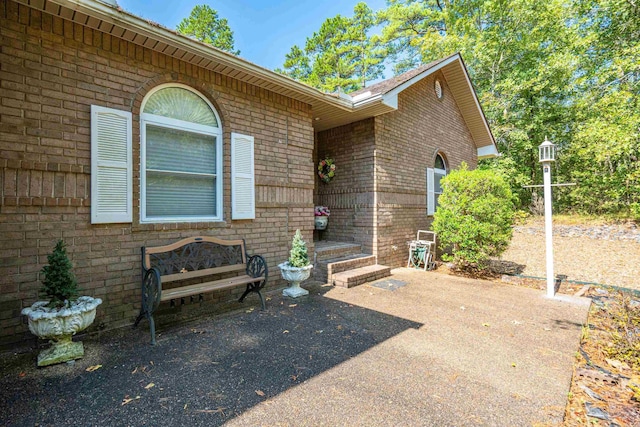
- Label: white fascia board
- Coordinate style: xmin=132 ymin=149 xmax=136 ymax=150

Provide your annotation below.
xmin=455 ymin=57 xmax=498 ymax=152
xmin=46 ymin=0 xmax=354 ymax=111
xmin=352 ymin=93 xmax=383 ymax=109
xmin=477 ymin=145 xmax=499 ymax=159
xmin=383 ymin=54 xmax=461 ymax=101
xmin=373 ymin=54 xmax=461 ymax=112
xmin=381 ymin=93 xmax=398 ymax=109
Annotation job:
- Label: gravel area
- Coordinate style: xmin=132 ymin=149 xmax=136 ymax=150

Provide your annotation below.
xmin=497 ymin=219 xmax=640 ymax=291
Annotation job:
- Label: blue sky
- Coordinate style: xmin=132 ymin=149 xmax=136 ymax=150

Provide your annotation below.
xmin=116 ymin=0 xmax=389 ymax=71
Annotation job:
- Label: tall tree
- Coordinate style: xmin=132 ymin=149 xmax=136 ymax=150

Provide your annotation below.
xmin=379 ymin=0 xmax=579 ymax=209
xmin=557 ymin=0 xmax=640 ymax=215
xmin=278 ymin=2 xmax=386 ymax=93
xmin=177 ymin=4 xmax=240 ymax=55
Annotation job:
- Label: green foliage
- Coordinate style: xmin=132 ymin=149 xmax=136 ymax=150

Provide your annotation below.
xmin=556 ymin=0 xmax=640 ymax=216
xmin=176 ymin=5 xmax=239 ymax=55
xmin=280 ymin=0 xmax=638 ymax=216
xmin=277 ymin=2 xmax=386 ymax=93
xmin=432 ymin=165 xmax=515 ymax=269
xmin=40 ymin=240 xmax=79 ymax=308
xmin=288 ymin=230 xmax=310 ymax=268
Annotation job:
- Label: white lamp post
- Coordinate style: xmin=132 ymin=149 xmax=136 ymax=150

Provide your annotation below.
xmin=539 ymin=138 xmax=556 ymax=298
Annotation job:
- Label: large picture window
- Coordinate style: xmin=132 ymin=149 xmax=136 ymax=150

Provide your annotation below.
xmin=140 ymin=85 xmax=222 ymax=222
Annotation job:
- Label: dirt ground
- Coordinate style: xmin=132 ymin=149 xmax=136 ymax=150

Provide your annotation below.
xmin=497 ymin=217 xmax=640 ymax=291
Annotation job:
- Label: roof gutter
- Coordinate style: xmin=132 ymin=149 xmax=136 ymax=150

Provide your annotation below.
xmin=44 ymin=0 xmax=354 ymax=111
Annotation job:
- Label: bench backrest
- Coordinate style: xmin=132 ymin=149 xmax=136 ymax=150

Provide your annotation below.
xmin=142 ymin=236 xmax=247 ymax=283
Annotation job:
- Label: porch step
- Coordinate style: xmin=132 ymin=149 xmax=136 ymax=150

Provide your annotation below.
xmin=314 ymin=253 xmax=376 ymax=284
xmin=314 ymin=241 xmax=362 ymax=262
xmin=332 ymin=265 xmax=392 ymax=288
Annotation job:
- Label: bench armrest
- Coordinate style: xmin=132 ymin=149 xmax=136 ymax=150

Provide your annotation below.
xmin=246 ymin=255 xmax=268 ymax=281
xmin=142 ymin=267 xmax=162 ymax=313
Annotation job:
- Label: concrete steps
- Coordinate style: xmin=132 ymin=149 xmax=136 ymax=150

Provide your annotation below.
xmin=313 ymin=241 xmax=391 ymax=287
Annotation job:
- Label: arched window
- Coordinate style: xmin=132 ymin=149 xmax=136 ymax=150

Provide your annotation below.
xmin=140 ymin=84 xmax=222 ymax=222
xmin=434 ymin=153 xmax=447 ymax=209
xmin=426 ymin=153 xmax=448 ymax=215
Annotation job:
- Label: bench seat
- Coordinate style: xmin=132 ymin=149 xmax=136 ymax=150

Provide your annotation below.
xmin=160 ymin=274 xmax=266 ymax=302
xmin=134 ymin=236 xmax=268 ymax=345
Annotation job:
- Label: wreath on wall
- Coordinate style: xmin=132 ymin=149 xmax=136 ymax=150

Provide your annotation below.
xmin=318 ymin=157 xmax=336 ymax=183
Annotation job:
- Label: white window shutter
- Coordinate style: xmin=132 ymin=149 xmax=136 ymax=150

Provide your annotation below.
xmin=231 ymin=132 xmax=255 ymax=220
xmin=427 ymin=168 xmax=435 ymax=216
xmin=91 ymin=105 xmax=132 ymax=224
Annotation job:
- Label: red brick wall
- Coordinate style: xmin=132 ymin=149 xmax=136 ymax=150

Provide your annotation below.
xmin=374 ymin=71 xmax=477 ymax=266
xmin=0 ymin=1 xmax=314 ymax=347
xmin=314 ymin=119 xmax=376 ymax=254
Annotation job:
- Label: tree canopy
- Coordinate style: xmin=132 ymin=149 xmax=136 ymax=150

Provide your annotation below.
xmin=177 ymin=4 xmax=240 ymax=55
xmin=277 ymin=2 xmax=386 ymax=93
xmin=278 ymin=0 xmax=639 ymax=217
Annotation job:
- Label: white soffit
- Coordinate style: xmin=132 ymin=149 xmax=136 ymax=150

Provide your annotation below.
xmin=16 ymin=0 xmax=498 ymax=151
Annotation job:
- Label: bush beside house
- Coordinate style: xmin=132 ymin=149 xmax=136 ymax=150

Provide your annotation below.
xmin=433 ymin=165 xmax=515 ymax=269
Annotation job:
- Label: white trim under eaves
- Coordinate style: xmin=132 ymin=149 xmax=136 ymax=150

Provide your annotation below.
xmin=380 ymin=54 xmax=461 ymax=108
xmin=39 ymin=0 xmax=354 ymax=112
xmin=456 ymin=57 xmax=498 ymax=152
xmin=477 ymin=145 xmax=499 ymax=159
xmin=352 ymin=93 xmax=383 ymax=108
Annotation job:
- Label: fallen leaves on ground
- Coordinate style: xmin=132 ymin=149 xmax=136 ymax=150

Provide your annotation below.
xmin=144 ymin=383 xmax=155 ymax=390
xmin=85 ymin=365 xmax=102 ymax=372
xmin=194 ymin=407 xmax=226 ymax=414
xmin=255 ymin=390 xmax=265 ymax=397
xmin=121 ymin=395 xmax=140 ymax=406
xmin=564 ymin=290 xmax=640 ymax=426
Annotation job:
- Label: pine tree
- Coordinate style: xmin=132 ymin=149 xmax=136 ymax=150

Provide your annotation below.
xmin=176 ymin=4 xmax=240 ymax=55
xmin=288 ymin=230 xmax=309 ymax=268
xmin=279 ymin=2 xmax=385 ymax=93
xmin=40 ymin=240 xmax=79 ymax=308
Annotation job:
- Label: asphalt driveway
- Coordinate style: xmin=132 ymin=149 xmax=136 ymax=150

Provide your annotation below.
xmin=0 ymin=268 xmax=590 ymax=426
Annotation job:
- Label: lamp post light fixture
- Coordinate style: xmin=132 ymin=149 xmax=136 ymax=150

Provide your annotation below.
xmin=539 ymin=137 xmax=556 ymax=298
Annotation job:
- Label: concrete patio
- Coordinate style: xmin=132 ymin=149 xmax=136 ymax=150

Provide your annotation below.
xmin=0 ymin=268 xmax=590 ymax=426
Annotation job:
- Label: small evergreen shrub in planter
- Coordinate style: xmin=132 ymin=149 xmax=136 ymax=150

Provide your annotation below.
xmin=279 ymin=230 xmax=313 ymax=298
xmin=21 ymin=240 xmax=102 ymax=366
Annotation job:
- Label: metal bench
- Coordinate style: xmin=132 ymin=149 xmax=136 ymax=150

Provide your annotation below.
xmin=134 ymin=236 xmax=268 ymax=345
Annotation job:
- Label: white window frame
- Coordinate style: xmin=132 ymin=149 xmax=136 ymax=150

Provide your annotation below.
xmin=140 ymin=84 xmax=223 ymax=223
xmin=434 ymin=153 xmax=447 ymax=208
xmin=427 ymin=153 xmax=448 ymax=216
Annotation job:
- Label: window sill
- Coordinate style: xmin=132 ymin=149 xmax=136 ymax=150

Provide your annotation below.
xmin=132 ymin=220 xmax=227 ymax=233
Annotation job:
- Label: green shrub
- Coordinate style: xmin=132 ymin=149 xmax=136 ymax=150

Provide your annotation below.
xmin=288 ymin=230 xmax=310 ymax=267
xmin=433 ymin=164 xmax=515 ymax=269
xmin=40 ymin=240 xmax=79 ymax=308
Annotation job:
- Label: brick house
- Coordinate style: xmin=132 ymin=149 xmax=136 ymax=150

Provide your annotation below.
xmin=0 ymin=0 xmax=497 ymax=347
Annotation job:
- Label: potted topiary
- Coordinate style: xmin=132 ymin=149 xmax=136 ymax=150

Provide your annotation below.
xmin=279 ymin=230 xmax=313 ymax=298
xmin=21 ymin=240 xmax=102 ymax=366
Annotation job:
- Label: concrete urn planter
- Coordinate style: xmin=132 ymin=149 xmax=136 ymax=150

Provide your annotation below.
xmin=314 ymin=216 xmax=328 ymax=230
xmin=278 ymin=262 xmax=313 ymax=298
xmin=22 ymin=296 xmax=102 ymax=366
